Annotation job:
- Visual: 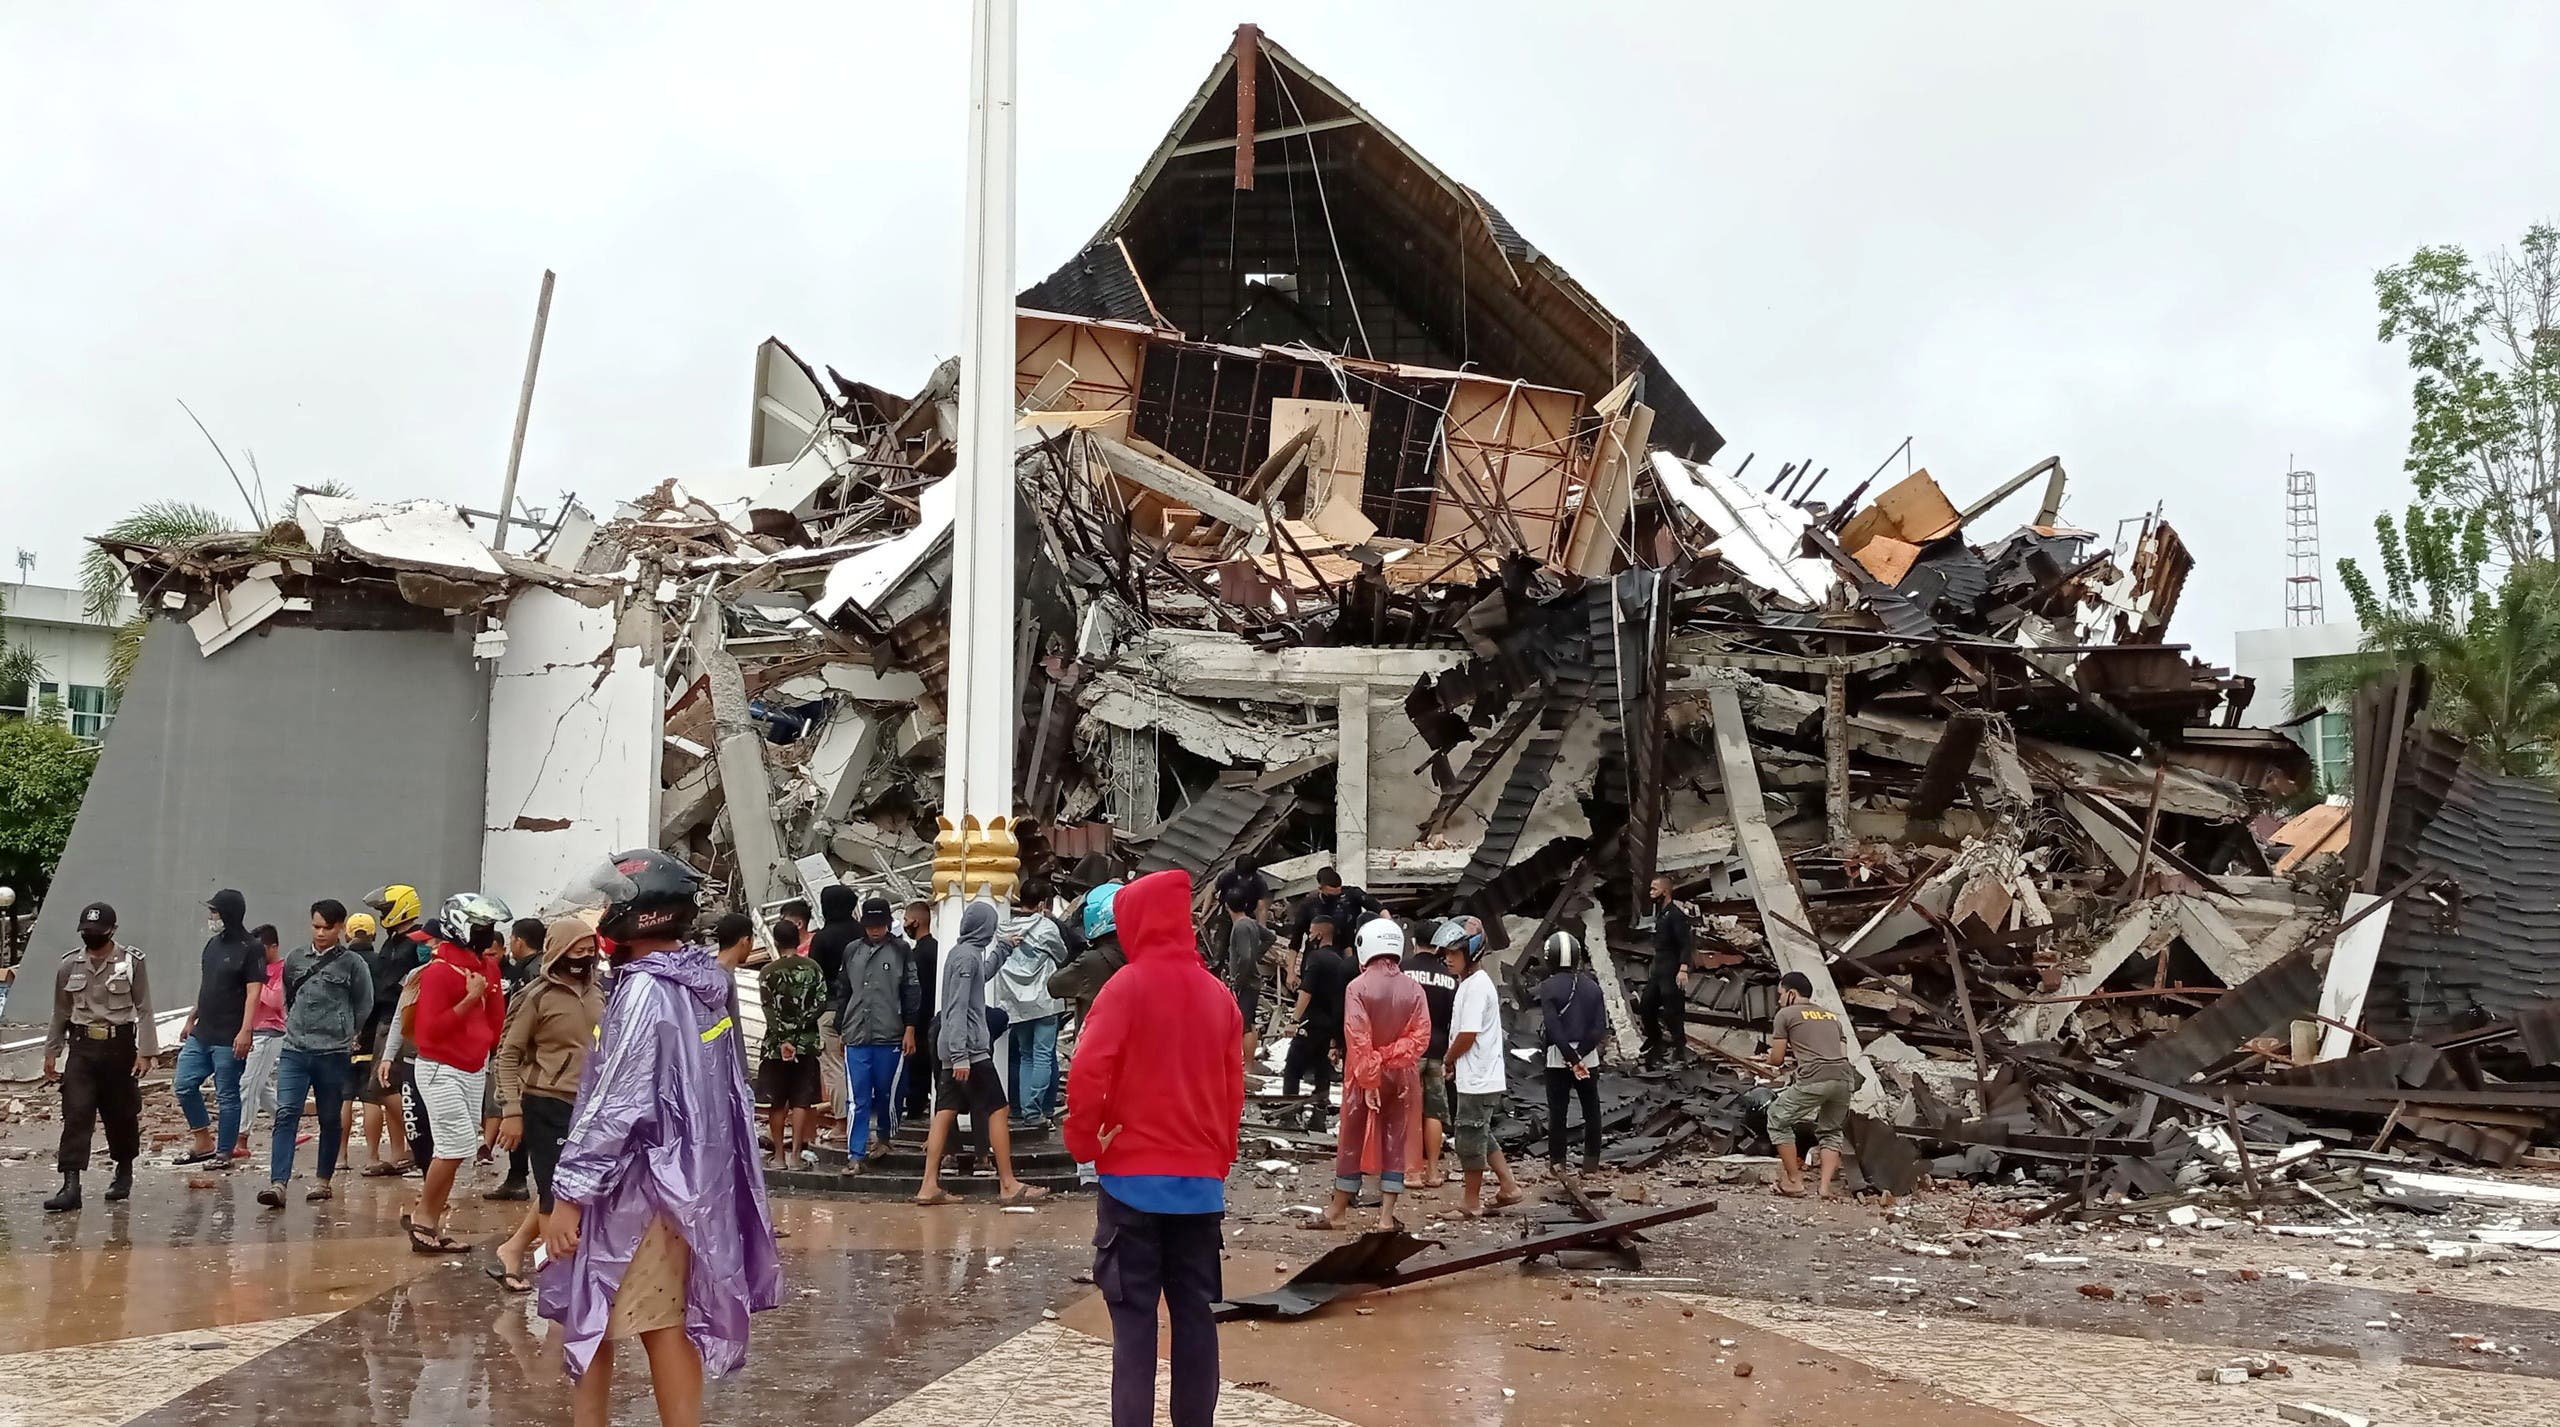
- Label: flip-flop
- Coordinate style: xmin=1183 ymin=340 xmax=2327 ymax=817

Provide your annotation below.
xmin=911 ymin=1189 xmax=956 ymax=1207
xmin=306 ymin=1183 xmax=335 ymax=1203
xmin=362 ymin=1163 xmax=405 ymax=1178
xmin=999 ymin=1185 xmax=1051 ymax=1205
xmin=485 ymin=1264 xmax=532 ymax=1294
xmin=1771 ymin=1185 xmax=1810 ymax=1199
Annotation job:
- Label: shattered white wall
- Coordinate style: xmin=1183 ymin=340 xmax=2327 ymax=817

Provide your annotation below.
xmin=481 ymin=586 xmax=659 ymax=915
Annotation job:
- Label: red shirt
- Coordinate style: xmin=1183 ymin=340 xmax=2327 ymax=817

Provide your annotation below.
xmin=411 ymin=934 xmax=505 ymax=1072
xmin=1062 ymin=870 xmax=1243 ymax=1178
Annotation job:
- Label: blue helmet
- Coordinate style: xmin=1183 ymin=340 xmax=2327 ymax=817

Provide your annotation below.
xmin=1082 ymin=881 xmax=1124 ymax=939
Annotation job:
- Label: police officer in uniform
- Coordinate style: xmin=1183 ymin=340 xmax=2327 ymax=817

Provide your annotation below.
xmin=43 ymin=902 xmax=157 ymax=1212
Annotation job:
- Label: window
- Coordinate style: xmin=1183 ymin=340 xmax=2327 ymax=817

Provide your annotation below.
xmin=66 ymin=684 xmax=116 ymax=741
xmin=2289 ymin=655 xmax=2359 ymax=793
xmin=0 ymin=678 xmax=24 ymax=721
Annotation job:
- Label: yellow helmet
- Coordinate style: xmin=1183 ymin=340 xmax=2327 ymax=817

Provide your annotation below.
xmin=364 ymin=884 xmax=421 ymax=926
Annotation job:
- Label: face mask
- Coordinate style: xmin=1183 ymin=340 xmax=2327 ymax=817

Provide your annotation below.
xmin=80 ymin=931 xmax=113 ymax=951
xmin=205 ymin=917 xmax=222 ymax=933
xmin=563 ymin=955 xmax=597 ymax=976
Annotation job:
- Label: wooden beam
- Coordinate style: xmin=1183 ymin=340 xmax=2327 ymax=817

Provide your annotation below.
xmin=1704 ymin=685 xmax=1876 ymax=1103
xmin=1165 ymin=113 xmax=1362 ymax=159
xmin=1091 ymin=434 xmax=1267 ymax=533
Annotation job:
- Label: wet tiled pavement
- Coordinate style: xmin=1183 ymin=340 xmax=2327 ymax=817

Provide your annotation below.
xmin=2 ymin=1145 xmax=2556 ymax=1426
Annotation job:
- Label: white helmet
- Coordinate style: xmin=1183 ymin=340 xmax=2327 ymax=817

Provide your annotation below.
xmin=442 ymin=891 xmax=512 ymax=950
xmin=1545 ymin=930 xmax=1579 ymax=969
xmin=1355 ymin=916 xmax=1406 ymax=965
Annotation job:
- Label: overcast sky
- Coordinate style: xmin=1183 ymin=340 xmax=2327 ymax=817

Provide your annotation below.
xmin=7 ymin=3 xmax=2557 ymax=662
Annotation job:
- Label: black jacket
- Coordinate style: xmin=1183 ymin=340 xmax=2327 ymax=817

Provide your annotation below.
xmin=1650 ymin=899 xmax=1693 ymax=985
xmin=1291 ymin=887 xmax=1383 ymax=946
xmin=808 ymin=885 xmax=861 ymax=993
xmin=1539 ymin=970 xmax=1607 ymax=1063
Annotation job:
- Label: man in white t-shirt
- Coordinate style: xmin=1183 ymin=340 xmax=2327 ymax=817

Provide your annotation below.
xmin=1442 ymin=935 xmax=1522 ymax=1217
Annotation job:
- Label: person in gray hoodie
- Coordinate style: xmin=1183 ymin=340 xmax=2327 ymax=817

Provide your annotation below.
xmin=914 ymin=899 xmax=1049 ymax=1205
xmin=990 ymin=884 xmax=1067 ymax=1127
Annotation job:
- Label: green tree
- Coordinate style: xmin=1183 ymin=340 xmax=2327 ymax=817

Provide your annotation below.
xmin=2371 ymin=225 xmax=2560 ymax=565
xmin=2306 ymin=507 xmax=2560 ymax=776
xmin=0 ymin=717 xmax=96 ymax=901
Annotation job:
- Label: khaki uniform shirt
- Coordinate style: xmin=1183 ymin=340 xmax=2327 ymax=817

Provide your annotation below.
xmin=1772 ymin=1001 xmax=1853 ymax=1085
xmin=48 ymin=945 xmax=159 ymax=1058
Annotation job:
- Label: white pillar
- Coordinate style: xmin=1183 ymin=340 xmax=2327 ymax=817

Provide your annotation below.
xmin=931 ymin=0 xmax=1021 ymax=1116
xmin=1334 ymin=683 xmax=1370 ymax=888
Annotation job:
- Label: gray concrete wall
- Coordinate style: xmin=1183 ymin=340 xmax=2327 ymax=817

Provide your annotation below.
xmin=14 ymin=618 xmax=487 ymax=1023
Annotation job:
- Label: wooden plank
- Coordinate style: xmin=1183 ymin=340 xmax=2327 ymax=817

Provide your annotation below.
xmin=1704 ymin=684 xmax=1875 ymax=1104
xmin=1091 ymin=434 xmax=1267 ymax=533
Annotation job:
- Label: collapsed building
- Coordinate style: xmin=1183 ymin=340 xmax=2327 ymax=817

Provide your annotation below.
xmin=27 ymin=26 xmax=2560 ymax=1212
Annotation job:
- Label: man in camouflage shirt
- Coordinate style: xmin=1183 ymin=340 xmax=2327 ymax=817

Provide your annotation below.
xmin=757 ymin=920 xmax=828 ymax=1169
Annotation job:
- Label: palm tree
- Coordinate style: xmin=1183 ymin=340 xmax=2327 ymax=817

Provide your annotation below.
xmin=79 ymin=500 xmax=234 ymax=690
xmin=0 ymin=587 xmax=45 ymax=706
xmin=2303 ymin=545 xmax=2560 ymax=778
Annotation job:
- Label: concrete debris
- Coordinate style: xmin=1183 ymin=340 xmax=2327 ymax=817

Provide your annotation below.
xmin=31 ymin=25 xmax=2560 ymax=1239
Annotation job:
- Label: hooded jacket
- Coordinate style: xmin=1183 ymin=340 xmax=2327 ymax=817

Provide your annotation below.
xmin=411 ymin=928 xmax=506 ymax=1072
xmin=538 ymin=945 xmax=782 ymax=1381
xmin=1062 ymin=870 xmax=1243 ymax=1179
xmin=190 ymin=888 xmax=267 ymax=1046
xmin=807 ymin=884 xmax=859 ymax=991
xmin=936 ymin=900 xmax=999 ymax=1067
xmin=494 ymin=920 xmax=605 ymax=1113
xmin=989 ymin=909 xmax=1065 ymax=1024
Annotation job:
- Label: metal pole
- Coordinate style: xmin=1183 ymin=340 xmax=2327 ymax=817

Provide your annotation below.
xmin=492 ymin=269 xmax=557 ymax=551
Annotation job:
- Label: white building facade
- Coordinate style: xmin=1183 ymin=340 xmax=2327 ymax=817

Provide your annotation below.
xmin=2231 ymin=621 xmax=2367 ymax=793
xmin=1 ymin=581 xmax=135 ymax=741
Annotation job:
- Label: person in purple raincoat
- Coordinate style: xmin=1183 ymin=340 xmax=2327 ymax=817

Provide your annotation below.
xmin=538 ymin=850 xmax=782 ymax=1427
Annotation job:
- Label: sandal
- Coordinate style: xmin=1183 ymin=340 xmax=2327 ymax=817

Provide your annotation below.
xmin=911 ymin=1189 xmax=956 ymax=1207
xmin=485 ymin=1264 xmax=532 ymax=1294
xmin=404 ymin=1218 xmax=458 ymax=1255
xmin=306 ymin=1181 xmax=335 ymax=1203
xmin=362 ymin=1162 xmax=406 ymax=1179
xmin=999 ymin=1184 xmax=1051 ymax=1205
xmin=256 ymin=1184 xmax=285 ymax=1210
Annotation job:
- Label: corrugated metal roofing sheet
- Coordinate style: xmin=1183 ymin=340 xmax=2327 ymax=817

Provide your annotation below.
xmin=2368 ymin=745 xmax=2560 ymax=1039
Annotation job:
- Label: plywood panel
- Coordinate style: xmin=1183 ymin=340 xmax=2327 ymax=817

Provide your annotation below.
xmin=1431 ymin=378 xmax=1583 ymax=559
xmin=1014 ymin=314 xmax=1147 ymax=415
xmin=1268 ymin=398 xmax=1369 ymax=513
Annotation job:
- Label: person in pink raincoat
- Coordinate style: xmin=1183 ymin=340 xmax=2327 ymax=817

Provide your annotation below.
xmin=1322 ymin=918 xmax=1432 ymax=1232
xmin=538 ymin=850 xmax=782 ymax=1427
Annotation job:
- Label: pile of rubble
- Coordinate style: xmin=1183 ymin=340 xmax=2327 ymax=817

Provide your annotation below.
xmin=45 ymin=25 xmax=2559 ymax=1227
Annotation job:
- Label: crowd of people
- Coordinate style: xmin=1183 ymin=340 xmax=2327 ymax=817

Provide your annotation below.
xmin=38 ymin=850 xmax=1852 ymax=1427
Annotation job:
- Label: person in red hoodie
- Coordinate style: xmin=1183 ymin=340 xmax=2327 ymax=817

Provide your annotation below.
xmin=1062 ymin=869 xmax=1243 ymax=1427
xmin=402 ymin=892 xmax=510 ymax=1253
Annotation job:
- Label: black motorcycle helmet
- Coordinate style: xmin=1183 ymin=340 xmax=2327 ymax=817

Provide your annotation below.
xmin=566 ymin=849 xmax=704 ymax=943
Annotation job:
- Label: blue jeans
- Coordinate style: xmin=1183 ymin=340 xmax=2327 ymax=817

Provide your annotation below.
xmin=173 ymin=1035 xmax=245 ymax=1153
xmin=844 ymin=1044 xmax=902 ymax=1157
xmin=270 ymin=1047 xmax=350 ymax=1185
xmin=1008 ymin=1015 xmax=1060 ymax=1123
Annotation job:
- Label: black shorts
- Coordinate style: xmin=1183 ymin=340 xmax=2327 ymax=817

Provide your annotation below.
xmin=757 ymin=1053 xmax=823 ymax=1110
xmin=521 ymin=1092 xmax=574 ymax=1214
xmin=936 ymin=1059 xmax=1008 ymax=1122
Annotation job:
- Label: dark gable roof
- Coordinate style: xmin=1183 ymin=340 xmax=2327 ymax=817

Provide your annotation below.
xmin=1018 ymin=28 xmax=1721 ymax=462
